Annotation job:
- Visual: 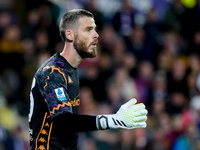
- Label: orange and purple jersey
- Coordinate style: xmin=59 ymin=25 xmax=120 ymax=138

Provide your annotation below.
xmin=29 ymin=53 xmax=80 ymax=150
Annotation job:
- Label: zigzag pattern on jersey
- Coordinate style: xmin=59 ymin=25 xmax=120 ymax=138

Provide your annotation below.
xmin=43 ymin=65 xmax=68 ymax=84
xmin=44 ymin=90 xmax=71 ymax=115
xmin=47 ymin=61 xmax=64 ymax=67
xmin=50 ymin=102 xmax=72 ymax=115
xmin=42 ymin=63 xmax=79 ymax=116
xmin=45 ymin=90 xmax=55 ymax=101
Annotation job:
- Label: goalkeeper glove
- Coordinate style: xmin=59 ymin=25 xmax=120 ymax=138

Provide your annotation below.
xmin=96 ymin=98 xmax=148 ymax=130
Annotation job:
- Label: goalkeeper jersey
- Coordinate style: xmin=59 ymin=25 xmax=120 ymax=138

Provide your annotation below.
xmin=29 ymin=53 xmax=80 ymax=150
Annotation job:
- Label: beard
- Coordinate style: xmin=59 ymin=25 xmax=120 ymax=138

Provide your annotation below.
xmin=73 ymin=34 xmax=97 ymax=59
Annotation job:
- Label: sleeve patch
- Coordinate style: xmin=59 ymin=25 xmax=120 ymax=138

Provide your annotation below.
xmin=55 ymin=87 xmax=67 ymax=101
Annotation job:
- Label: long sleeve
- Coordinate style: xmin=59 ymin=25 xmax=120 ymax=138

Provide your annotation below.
xmin=52 ymin=112 xmax=98 ymax=132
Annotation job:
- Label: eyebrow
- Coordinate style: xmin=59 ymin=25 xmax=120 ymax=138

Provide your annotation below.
xmin=85 ymin=25 xmax=97 ymax=31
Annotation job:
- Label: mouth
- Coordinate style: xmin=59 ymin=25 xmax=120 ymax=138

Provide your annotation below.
xmin=91 ymin=40 xmax=98 ymax=47
xmin=91 ymin=44 xmax=97 ymax=47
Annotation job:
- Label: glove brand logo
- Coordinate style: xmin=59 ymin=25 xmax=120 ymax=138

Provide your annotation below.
xmin=112 ymin=118 xmax=127 ymax=127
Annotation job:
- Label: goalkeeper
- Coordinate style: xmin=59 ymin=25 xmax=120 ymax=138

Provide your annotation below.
xmin=28 ymin=9 xmax=148 ymax=150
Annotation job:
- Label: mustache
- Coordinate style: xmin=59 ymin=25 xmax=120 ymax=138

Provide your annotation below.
xmin=90 ymin=39 xmax=98 ymax=45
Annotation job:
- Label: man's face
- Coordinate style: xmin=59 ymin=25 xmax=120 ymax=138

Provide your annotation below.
xmin=73 ymin=17 xmax=99 ymax=58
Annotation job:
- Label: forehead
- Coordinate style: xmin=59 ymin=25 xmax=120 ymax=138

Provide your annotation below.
xmin=78 ymin=17 xmax=96 ymax=29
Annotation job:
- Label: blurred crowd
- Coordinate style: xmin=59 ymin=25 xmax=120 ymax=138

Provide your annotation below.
xmin=0 ymin=0 xmax=200 ymax=149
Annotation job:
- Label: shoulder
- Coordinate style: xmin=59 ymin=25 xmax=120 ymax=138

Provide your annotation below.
xmin=35 ymin=54 xmax=68 ymax=83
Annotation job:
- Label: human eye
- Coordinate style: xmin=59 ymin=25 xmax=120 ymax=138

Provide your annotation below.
xmin=85 ymin=27 xmax=92 ymax=32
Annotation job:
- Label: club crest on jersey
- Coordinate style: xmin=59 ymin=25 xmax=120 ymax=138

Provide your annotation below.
xmin=55 ymin=87 xmax=66 ymax=101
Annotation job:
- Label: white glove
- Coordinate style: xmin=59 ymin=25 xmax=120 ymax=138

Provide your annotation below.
xmin=96 ymin=98 xmax=148 ymax=130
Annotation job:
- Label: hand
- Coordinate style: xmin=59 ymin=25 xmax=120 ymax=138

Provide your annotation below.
xmin=96 ymin=98 xmax=148 ymax=130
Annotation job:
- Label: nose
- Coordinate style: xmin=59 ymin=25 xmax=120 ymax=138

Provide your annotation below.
xmin=94 ymin=30 xmax=99 ymax=39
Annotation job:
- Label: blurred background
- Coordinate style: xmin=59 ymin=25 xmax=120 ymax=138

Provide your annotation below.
xmin=0 ymin=0 xmax=200 ymax=149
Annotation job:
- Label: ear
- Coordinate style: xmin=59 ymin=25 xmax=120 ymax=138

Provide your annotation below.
xmin=65 ymin=30 xmax=74 ymax=42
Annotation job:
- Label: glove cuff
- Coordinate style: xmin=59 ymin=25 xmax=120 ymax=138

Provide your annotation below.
xmin=96 ymin=114 xmax=116 ymax=130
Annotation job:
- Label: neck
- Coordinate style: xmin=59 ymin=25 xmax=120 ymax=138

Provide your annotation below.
xmin=60 ymin=43 xmax=82 ymax=68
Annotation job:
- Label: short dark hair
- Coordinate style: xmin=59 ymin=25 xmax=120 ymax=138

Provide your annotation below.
xmin=59 ymin=9 xmax=94 ymax=41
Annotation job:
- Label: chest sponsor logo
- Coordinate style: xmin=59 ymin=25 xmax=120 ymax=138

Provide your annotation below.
xmin=55 ymin=87 xmax=67 ymax=101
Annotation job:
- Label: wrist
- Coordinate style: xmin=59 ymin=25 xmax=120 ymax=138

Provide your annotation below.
xmin=96 ymin=114 xmax=116 ymax=130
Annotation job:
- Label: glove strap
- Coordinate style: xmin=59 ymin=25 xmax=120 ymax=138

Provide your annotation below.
xmin=96 ymin=115 xmax=110 ymax=130
xmin=96 ymin=114 xmax=128 ymax=130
